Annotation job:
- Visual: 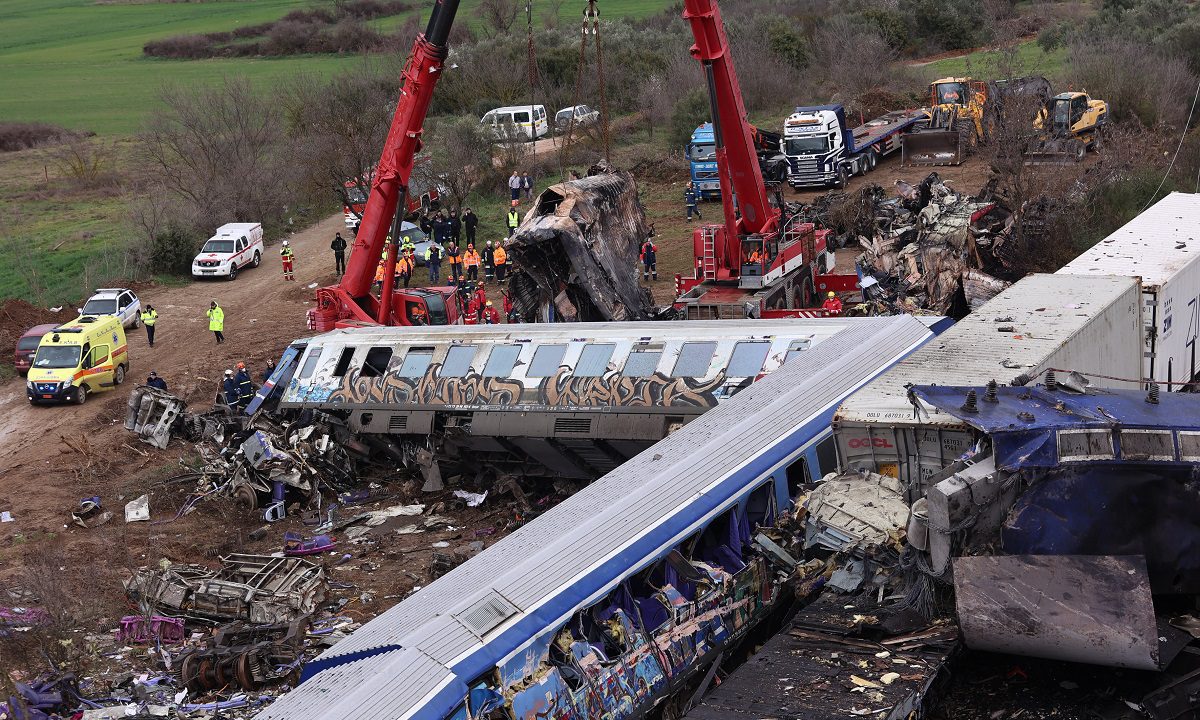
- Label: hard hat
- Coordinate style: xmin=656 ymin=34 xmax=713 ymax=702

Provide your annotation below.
xmin=282 ymin=240 xmax=289 ymax=246
xmin=149 ymin=371 xmax=157 ymax=377
xmin=486 ymin=300 xmax=493 ymax=307
xmin=828 ymin=291 xmax=836 ymax=298
xmin=236 ymin=362 xmax=245 ymax=369
xmin=224 ymin=369 xmax=233 ymax=376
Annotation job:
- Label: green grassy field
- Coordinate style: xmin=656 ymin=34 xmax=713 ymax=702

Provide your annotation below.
xmin=0 ymin=0 xmax=675 ymax=136
xmin=921 ymin=40 xmax=1069 ymax=84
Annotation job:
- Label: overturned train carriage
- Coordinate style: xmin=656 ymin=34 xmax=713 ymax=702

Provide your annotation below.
xmin=277 ymin=319 xmax=868 ymax=481
xmin=253 ymin=316 xmax=936 ymax=720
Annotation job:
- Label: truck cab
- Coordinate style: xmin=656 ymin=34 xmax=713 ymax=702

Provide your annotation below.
xmin=784 ymin=107 xmax=847 ymax=188
xmin=27 ymin=315 xmax=129 ymax=405
xmin=688 ymin=123 xmax=721 ymax=200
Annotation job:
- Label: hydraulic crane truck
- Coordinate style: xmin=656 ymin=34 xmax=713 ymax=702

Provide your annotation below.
xmin=674 ymin=0 xmax=856 ymax=320
xmin=307 ymin=0 xmax=463 ymax=331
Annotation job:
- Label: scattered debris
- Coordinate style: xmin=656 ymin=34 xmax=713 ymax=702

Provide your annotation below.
xmin=124 ymin=494 xmax=150 ymax=523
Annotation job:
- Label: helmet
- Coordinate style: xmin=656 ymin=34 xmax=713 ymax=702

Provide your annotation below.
xmin=828 ymin=291 xmax=836 ymax=298
xmin=224 ymin=369 xmax=233 ymax=377
xmin=282 ymin=240 xmax=289 ymax=246
xmin=148 ymin=371 xmax=157 ymax=377
xmin=236 ymin=362 xmax=245 ymax=369
xmin=486 ymin=300 xmax=493 ymax=307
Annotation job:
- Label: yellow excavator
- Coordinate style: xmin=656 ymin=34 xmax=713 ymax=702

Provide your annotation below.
xmin=903 ymin=75 xmax=1051 ymax=166
xmin=1025 ymin=91 xmax=1109 ymax=163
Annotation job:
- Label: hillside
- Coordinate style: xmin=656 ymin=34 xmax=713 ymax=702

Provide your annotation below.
xmin=0 ymin=0 xmax=675 ymax=136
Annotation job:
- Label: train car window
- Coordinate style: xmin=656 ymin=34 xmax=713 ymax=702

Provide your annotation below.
xmin=332 ymin=347 xmax=355 ymax=377
xmin=622 ymin=350 xmax=662 ymax=377
xmin=483 ymin=345 xmax=522 ymax=377
xmin=816 ymin=436 xmax=838 ymax=477
xmin=727 ymin=341 xmax=770 ymax=377
xmin=671 ymin=341 xmax=717 ymax=377
xmin=746 ymin=480 xmax=776 ymax=529
xmin=784 ymin=339 xmax=811 ymax=364
xmin=361 ymin=347 xmax=393 ymax=378
xmin=399 ymin=348 xmax=434 ymax=378
xmin=786 ymin=457 xmax=811 ymax=499
xmin=298 ymin=348 xmax=323 ymax=379
xmin=527 ymin=344 xmax=568 ymax=377
xmin=575 ymin=343 xmax=615 ymax=377
xmin=441 ymin=345 xmax=477 ymax=376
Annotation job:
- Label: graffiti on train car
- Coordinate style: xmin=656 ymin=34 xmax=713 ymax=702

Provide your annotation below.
xmin=315 ymin=364 xmax=728 ymax=409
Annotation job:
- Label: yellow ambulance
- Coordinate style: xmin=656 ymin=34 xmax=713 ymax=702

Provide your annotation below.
xmin=26 ymin=314 xmax=129 ymax=405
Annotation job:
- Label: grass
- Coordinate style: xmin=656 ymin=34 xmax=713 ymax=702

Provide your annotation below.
xmin=922 ymin=39 xmax=1069 ymax=84
xmin=0 ymin=0 xmax=676 ymax=136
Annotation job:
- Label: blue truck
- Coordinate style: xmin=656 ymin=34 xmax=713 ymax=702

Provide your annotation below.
xmin=687 ymin=122 xmax=721 ymax=200
xmin=783 ymin=105 xmax=928 ymax=189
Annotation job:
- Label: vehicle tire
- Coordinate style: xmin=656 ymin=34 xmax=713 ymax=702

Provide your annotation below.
xmin=868 ymin=150 xmax=879 ymax=170
xmin=854 ymin=158 xmax=866 ymax=176
xmin=252 ymin=251 xmax=261 ymax=268
xmin=74 ymin=385 xmax=87 ymax=405
xmin=28 ymin=397 xmax=39 ymax=406
xmin=1071 ymin=139 xmax=1086 ymax=162
xmin=800 ymin=275 xmax=816 ymax=308
xmin=114 ymin=364 xmax=126 ymax=386
xmin=228 ymin=264 xmax=238 ymax=281
xmin=130 ymin=313 xmax=139 ymax=329
xmin=835 ymin=166 xmax=849 ymax=190
xmin=1092 ymin=132 xmax=1103 ymax=152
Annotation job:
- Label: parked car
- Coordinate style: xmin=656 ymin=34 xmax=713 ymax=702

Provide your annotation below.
xmin=80 ymin=288 xmax=141 ymax=329
xmin=481 ymin=105 xmax=549 ymax=141
xmin=13 ymin=323 xmax=59 ymax=375
xmin=191 ymin=222 xmax=264 ymax=280
xmin=398 ymin=222 xmax=434 ymax=267
xmin=554 ymin=104 xmax=599 ymax=132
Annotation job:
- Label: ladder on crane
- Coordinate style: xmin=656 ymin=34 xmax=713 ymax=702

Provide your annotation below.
xmin=701 ymin=226 xmax=718 ymax=281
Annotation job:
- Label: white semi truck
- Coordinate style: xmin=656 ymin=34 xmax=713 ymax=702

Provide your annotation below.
xmin=783 ymin=104 xmax=927 ymax=189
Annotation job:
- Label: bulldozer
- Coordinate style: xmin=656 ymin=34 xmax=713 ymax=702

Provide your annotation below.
xmin=903 ymin=75 xmax=1051 ymax=166
xmin=1024 ymin=91 xmax=1109 ymax=163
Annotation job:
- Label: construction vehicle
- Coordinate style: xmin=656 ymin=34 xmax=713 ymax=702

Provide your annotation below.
xmin=1025 ymin=91 xmax=1109 ymax=163
xmin=784 ymin=104 xmax=927 ymax=188
xmin=674 ymin=0 xmax=856 ymax=319
xmin=308 ymin=0 xmax=463 ymax=331
xmin=903 ymin=75 xmax=1051 ymax=166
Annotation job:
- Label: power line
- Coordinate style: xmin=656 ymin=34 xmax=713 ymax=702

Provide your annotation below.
xmin=1143 ymin=76 xmax=1200 ymax=212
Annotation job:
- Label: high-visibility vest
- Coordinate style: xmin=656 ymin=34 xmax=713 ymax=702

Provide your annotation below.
xmin=140 ymin=309 xmax=157 ymax=326
xmin=493 ymin=246 xmax=507 ymax=265
xmin=464 ymin=251 xmax=481 ymax=268
xmin=207 ymin=307 xmax=224 ymax=331
xmin=507 ymin=210 xmax=519 ymax=228
xmin=447 ymin=248 xmax=462 ymax=265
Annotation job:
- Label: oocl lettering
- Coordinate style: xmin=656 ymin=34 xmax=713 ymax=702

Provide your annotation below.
xmin=846 ymin=437 xmax=894 ymax=449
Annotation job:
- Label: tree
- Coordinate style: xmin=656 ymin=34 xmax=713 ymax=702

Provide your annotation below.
xmin=282 ymin=64 xmax=399 ymax=222
xmin=479 ymin=0 xmax=520 ymax=39
xmin=636 ymin=74 xmax=671 ymax=138
xmin=416 ymin=116 xmax=494 ymax=215
xmin=139 ymin=78 xmax=296 ymax=236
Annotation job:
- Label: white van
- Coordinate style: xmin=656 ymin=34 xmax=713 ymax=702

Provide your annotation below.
xmin=481 ymin=105 xmax=549 ymax=141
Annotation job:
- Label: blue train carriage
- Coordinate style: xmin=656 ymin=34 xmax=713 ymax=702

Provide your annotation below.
xmin=253 ymin=316 xmax=937 ymax=720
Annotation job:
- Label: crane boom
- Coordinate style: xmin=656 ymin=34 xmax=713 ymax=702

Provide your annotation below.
xmin=312 ymin=0 xmax=460 ymax=328
xmin=682 ymin=0 xmax=777 ymax=239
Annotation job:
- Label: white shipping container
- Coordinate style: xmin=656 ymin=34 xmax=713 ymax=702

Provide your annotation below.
xmin=1057 ymin=191 xmax=1200 ymax=390
xmin=833 ymin=273 xmax=1143 ymax=490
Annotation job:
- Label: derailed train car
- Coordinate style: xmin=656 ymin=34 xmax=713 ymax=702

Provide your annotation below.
xmin=273 ymin=319 xmax=873 ymax=480
xmin=252 ymin=316 xmax=938 ymax=720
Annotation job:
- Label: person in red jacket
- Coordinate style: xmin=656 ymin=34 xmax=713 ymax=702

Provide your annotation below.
xmin=482 ymin=300 xmax=501 ymax=324
xmin=822 ymin=291 xmax=843 ymax=316
xmin=473 ymin=281 xmax=487 ymax=323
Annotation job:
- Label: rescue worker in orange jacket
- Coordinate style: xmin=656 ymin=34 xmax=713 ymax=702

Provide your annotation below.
xmin=446 ymin=241 xmax=462 ymax=281
xmin=822 ymin=291 xmax=843 ymax=317
xmin=395 ymin=249 xmax=414 ymax=289
xmin=463 ymin=244 xmax=481 ymax=281
xmin=492 ymin=243 xmax=508 ymax=282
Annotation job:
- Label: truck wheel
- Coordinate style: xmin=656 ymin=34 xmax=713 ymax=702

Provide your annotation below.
xmin=130 ymin=313 xmax=140 ymax=329
xmin=228 ymin=264 xmax=239 ymax=281
xmin=835 ymin=166 xmax=848 ymax=190
xmin=868 ymin=150 xmax=879 ymax=170
xmin=114 ymin=364 xmax=126 ymax=385
xmin=252 ymin=251 xmax=261 ymax=268
xmin=74 ymin=385 xmax=87 ymax=405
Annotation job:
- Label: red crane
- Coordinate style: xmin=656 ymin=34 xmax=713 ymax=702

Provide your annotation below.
xmin=309 ymin=0 xmax=462 ymax=331
xmin=677 ymin=0 xmax=846 ymax=319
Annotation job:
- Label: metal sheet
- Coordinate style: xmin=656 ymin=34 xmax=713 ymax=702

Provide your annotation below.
xmin=953 ymin=554 xmax=1159 ymax=670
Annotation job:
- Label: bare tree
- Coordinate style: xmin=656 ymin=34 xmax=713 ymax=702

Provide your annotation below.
xmin=42 ymin=136 xmax=119 ymax=189
xmin=282 ymin=64 xmax=399 ymax=222
xmin=808 ymin=17 xmax=907 ymax=102
xmin=139 ymin=77 xmax=295 ymax=235
xmin=415 ymin=116 xmax=494 ymax=215
xmin=637 ymin=74 xmax=671 ymax=138
xmin=542 ymin=0 xmax=565 ymax=30
xmin=478 ymin=0 xmax=520 ymax=39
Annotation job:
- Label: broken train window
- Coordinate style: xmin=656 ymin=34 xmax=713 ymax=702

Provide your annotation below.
xmin=745 ymin=479 xmax=776 ymax=530
xmin=398 ymin=347 xmax=434 ymax=379
xmin=332 ymin=347 xmax=355 ymax=377
xmin=361 ymin=347 xmax=394 ymax=378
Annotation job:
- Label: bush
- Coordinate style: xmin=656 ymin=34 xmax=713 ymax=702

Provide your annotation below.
xmin=143 ymin=34 xmax=215 ymax=59
xmin=147 ymin=224 xmax=204 ymax=275
xmin=899 ymin=0 xmax=993 ymax=52
xmin=0 ymin=122 xmax=84 ymax=152
xmin=670 ymin=88 xmax=710 ymax=150
xmin=1069 ymin=38 xmax=1199 ymax=128
xmin=1036 ymin=22 xmax=1068 ymax=53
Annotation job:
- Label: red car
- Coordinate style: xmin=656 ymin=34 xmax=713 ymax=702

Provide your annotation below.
xmin=13 ymin=323 xmax=58 ymax=375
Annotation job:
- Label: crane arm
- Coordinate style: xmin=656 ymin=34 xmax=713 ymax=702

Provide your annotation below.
xmin=682 ymin=0 xmax=776 ymax=237
xmin=316 ymin=0 xmax=460 ymax=326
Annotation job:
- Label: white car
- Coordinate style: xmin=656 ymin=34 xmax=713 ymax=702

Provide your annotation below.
xmin=80 ymin=288 xmax=141 ymax=329
xmin=191 ymin=222 xmax=264 ymax=280
xmin=555 ymin=104 xmax=599 ymax=132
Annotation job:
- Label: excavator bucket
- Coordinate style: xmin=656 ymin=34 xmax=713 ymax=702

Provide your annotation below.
xmin=1024 ymin=137 xmax=1086 ymax=164
xmin=903 ymin=128 xmax=965 ymax=166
